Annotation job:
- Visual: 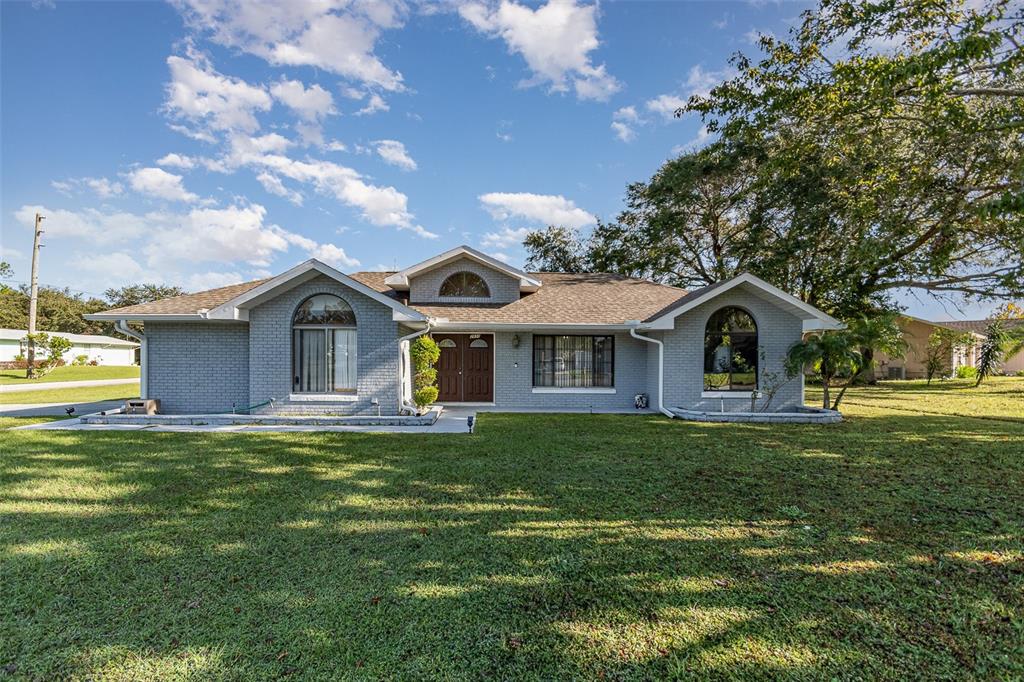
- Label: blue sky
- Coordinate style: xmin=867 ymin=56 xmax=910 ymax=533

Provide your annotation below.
xmin=0 ymin=0 xmax=996 ymax=320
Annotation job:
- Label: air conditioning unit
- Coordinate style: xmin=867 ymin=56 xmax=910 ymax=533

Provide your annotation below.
xmin=887 ymin=366 xmax=906 ymax=380
xmin=126 ymin=399 xmax=160 ymax=415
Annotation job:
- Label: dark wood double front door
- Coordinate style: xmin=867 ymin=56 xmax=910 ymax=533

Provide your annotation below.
xmin=434 ymin=334 xmax=493 ymax=402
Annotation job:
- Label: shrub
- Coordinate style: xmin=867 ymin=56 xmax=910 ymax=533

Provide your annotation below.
xmin=955 ymin=365 xmax=977 ymax=379
xmin=410 ymin=336 xmax=440 ymax=412
xmin=73 ymin=354 xmax=89 ymax=366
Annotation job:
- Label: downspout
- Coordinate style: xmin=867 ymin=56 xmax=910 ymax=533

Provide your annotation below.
xmin=115 ymin=319 xmax=146 ymax=399
xmin=629 ymin=324 xmax=674 ymax=419
xmin=397 ymin=321 xmax=432 ymax=415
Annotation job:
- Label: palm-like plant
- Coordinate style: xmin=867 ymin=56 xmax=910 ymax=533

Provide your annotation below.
xmin=786 ymin=331 xmax=861 ymax=410
xmin=975 ymin=320 xmax=1008 ymax=387
xmin=830 ymin=313 xmax=907 ymax=405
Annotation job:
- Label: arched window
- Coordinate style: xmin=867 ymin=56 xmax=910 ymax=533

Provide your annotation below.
xmin=703 ymin=307 xmax=757 ymax=391
xmin=439 ymin=271 xmax=490 ymax=298
xmin=292 ymin=294 xmax=357 ymax=393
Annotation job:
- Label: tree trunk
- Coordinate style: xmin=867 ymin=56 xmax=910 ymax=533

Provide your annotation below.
xmin=822 ymin=377 xmax=831 ymax=410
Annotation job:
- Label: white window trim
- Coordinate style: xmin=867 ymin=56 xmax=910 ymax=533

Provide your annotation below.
xmin=288 ymin=393 xmax=359 ymax=402
xmin=702 ymin=391 xmax=754 ymax=399
xmin=532 ymin=387 xmax=616 ymax=394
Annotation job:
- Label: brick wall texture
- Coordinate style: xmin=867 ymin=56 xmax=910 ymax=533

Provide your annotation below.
xmin=141 ymin=274 xmax=806 ymax=415
xmin=409 ymin=257 xmax=521 ymax=304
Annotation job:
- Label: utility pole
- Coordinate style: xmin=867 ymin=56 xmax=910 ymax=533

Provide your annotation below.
xmin=26 ymin=213 xmax=44 ymax=378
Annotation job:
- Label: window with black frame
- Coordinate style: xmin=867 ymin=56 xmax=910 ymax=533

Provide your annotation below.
xmin=292 ymin=294 xmax=357 ymax=393
xmin=533 ymin=335 xmax=614 ymax=388
xmin=703 ymin=307 xmax=757 ymax=391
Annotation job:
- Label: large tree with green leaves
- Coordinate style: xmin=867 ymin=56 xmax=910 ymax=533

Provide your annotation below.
xmin=527 ymin=0 xmax=1023 ymax=317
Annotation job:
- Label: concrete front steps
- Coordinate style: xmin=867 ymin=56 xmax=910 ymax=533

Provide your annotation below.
xmin=81 ymin=406 xmax=442 ymax=427
xmin=670 ymin=406 xmax=841 ymax=424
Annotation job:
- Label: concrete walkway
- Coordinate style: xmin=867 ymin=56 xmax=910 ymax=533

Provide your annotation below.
xmin=11 ymin=406 xmax=478 ymax=434
xmin=1 ymin=377 xmax=138 ymax=393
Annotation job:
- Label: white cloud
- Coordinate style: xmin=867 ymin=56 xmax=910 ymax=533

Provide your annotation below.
xmin=51 ymin=180 xmax=74 ymax=195
xmin=164 ymin=50 xmax=272 ymax=137
xmin=49 ymin=177 xmax=124 ymax=198
xmin=173 ymin=0 xmax=406 ymax=91
xmin=270 ymin=78 xmax=335 ymax=121
xmin=645 ymin=93 xmax=689 ymax=120
xmin=488 ymin=251 xmax=511 ymax=263
xmin=308 ymin=243 xmax=360 ymax=269
xmin=356 ymin=93 xmax=389 ymax=116
xmin=479 ymin=192 xmax=596 ymax=228
xmin=84 ymin=177 xmax=124 ymax=198
xmin=128 ymin=167 xmax=199 ymax=202
xmin=1 ymin=246 xmax=25 ymax=261
xmin=646 ymin=65 xmax=735 ymax=120
xmin=671 ymin=126 xmax=713 ymax=155
xmin=611 ymin=106 xmax=642 ymax=142
xmin=256 ymin=171 xmax=304 ymax=205
xmin=185 ymin=271 xmax=245 ymax=290
xmin=460 ymin=0 xmax=621 ymax=101
xmin=220 ymin=146 xmax=435 ymax=238
xmin=71 ymin=252 xmax=145 ymax=279
xmin=375 ymin=139 xmax=417 ymax=171
xmin=14 ymin=204 xmax=145 ymax=243
xmin=156 ymin=153 xmax=197 ymax=169
xmin=481 ymin=226 xmax=531 ymax=249
xmin=143 ymin=204 xmax=290 ymax=267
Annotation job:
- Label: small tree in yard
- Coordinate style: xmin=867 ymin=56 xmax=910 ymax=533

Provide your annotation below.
xmin=975 ymin=320 xmax=1008 ymax=387
xmin=924 ymin=328 xmax=973 ymax=385
xmin=409 ymin=336 xmax=440 ymax=413
xmin=786 ymin=331 xmax=860 ymax=411
xmin=24 ymin=332 xmax=72 ymax=378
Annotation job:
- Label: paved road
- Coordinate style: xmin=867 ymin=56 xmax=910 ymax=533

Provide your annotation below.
xmin=0 ymin=400 xmax=125 ymax=417
xmin=1 ymin=378 xmax=139 ymax=393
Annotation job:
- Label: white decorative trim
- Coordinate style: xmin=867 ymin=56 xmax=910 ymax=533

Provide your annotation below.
xmin=288 ymin=393 xmax=359 ymax=402
xmin=701 ymin=391 xmax=754 ymax=399
xmin=384 ymin=245 xmax=541 ymax=291
xmin=532 ymin=387 xmax=616 ymax=394
xmin=643 ymin=272 xmax=843 ymax=332
xmin=210 ymin=259 xmax=428 ymax=322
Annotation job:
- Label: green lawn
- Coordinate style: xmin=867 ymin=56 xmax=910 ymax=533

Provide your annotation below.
xmin=2 ymin=382 xmax=1022 ymax=679
xmin=0 ymin=383 xmax=139 ymax=405
xmin=0 ymin=365 xmax=139 ymax=385
xmin=807 ymin=377 xmax=1023 ymax=423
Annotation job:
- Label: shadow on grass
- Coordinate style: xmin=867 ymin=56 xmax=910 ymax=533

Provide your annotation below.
xmin=2 ymin=413 xmax=1022 ymax=679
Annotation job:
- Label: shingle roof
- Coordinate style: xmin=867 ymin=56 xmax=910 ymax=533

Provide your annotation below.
xmin=940 ymin=318 xmax=1024 ymax=335
xmin=97 ymin=279 xmax=271 ymax=317
xmin=91 ymin=270 xmax=689 ymax=325
xmin=400 ymin=272 xmax=687 ymax=325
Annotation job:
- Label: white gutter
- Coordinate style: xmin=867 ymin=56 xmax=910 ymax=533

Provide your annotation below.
xmin=397 ymin=322 xmax=433 ymax=415
xmin=628 ymin=324 xmax=674 ymax=419
xmin=115 ymin=320 xmax=146 ymax=399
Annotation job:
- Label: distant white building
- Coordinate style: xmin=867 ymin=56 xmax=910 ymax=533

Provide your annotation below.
xmin=0 ymin=328 xmax=138 ymax=366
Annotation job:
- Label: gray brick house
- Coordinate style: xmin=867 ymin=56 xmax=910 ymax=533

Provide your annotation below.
xmin=86 ymin=245 xmax=842 ymax=416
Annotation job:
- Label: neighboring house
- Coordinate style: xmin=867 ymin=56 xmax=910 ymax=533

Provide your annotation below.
xmin=872 ymin=316 xmax=985 ymax=380
xmin=0 ymin=328 xmax=139 ymax=366
xmin=942 ymin=318 xmax=1024 ymax=375
xmin=85 ymin=246 xmax=841 ymax=416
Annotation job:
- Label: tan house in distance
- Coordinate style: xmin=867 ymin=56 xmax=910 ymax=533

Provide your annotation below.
xmin=873 ymin=316 xmax=984 ymax=380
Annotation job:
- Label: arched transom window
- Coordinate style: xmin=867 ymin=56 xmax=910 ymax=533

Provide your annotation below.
xmin=703 ymin=307 xmax=757 ymax=391
xmin=439 ymin=271 xmax=490 ymax=298
xmin=292 ymin=294 xmax=357 ymax=393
